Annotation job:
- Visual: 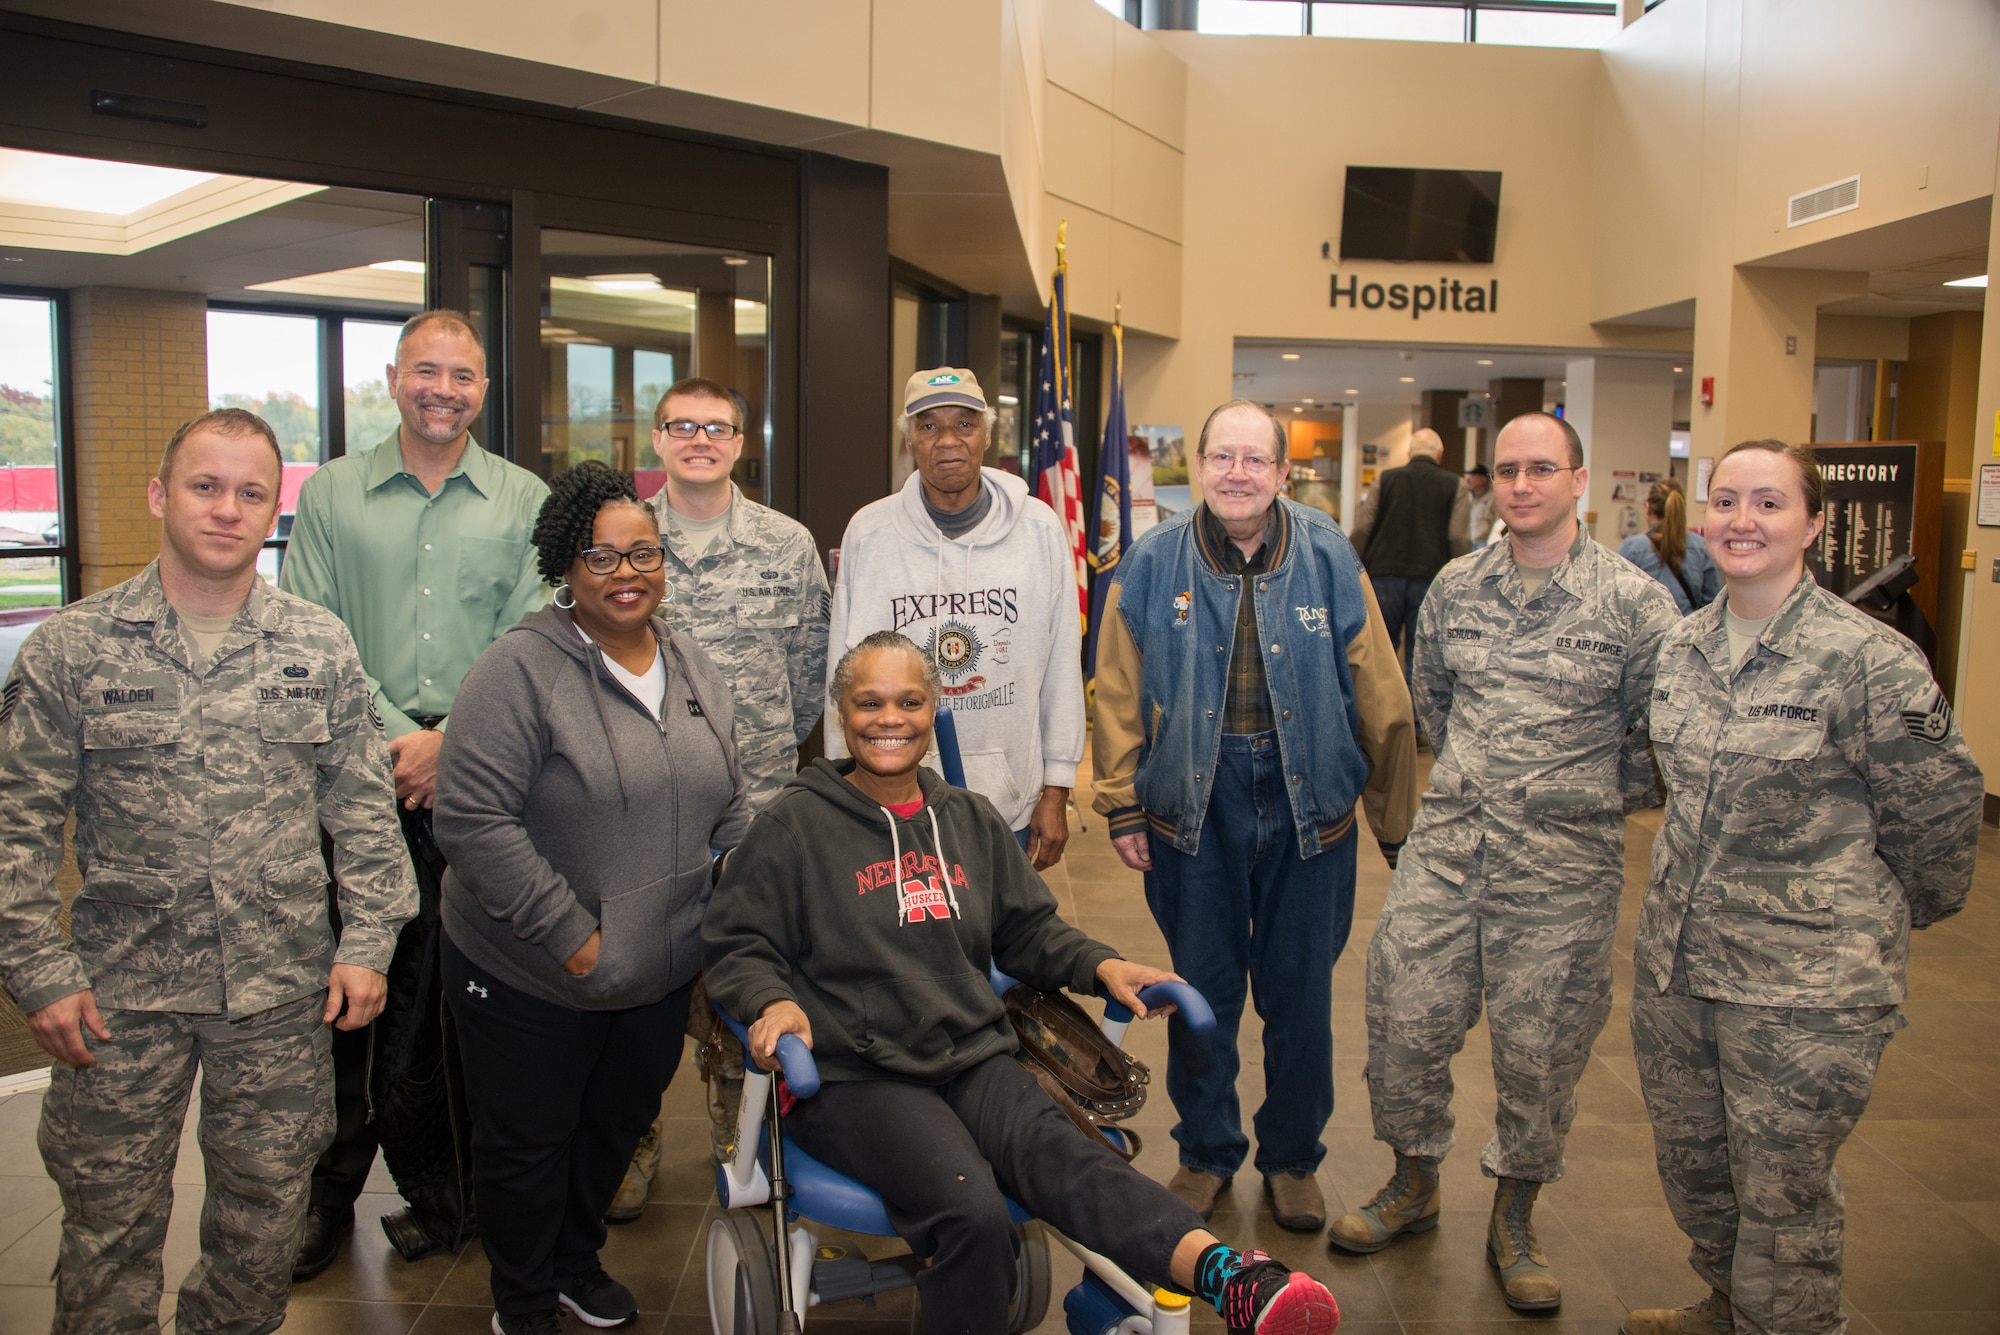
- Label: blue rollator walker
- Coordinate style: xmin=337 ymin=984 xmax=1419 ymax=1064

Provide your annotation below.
xmin=704 ymin=710 xmax=1220 ymax=1335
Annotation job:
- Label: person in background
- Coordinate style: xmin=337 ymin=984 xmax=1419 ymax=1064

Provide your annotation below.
xmin=1619 ymin=478 xmax=1721 ymax=615
xmin=435 ymin=462 xmax=749 ymax=1335
xmin=1622 ymin=439 xmax=1982 ymax=1335
xmin=704 ymin=630 xmax=1340 ymax=1335
xmin=1349 ymin=428 xmax=1472 ymax=696
xmin=0 ymin=409 xmax=414 ymax=1333
xmin=1094 ymin=398 xmax=1418 ymax=1235
xmin=282 ymin=308 xmax=549 ymax=1271
xmin=608 ymin=376 xmax=829 ymax=1219
xmin=828 ymin=367 xmax=1082 ymax=870
xmin=1462 ymin=463 xmax=1494 ymax=550
xmin=1333 ymin=412 xmax=1678 ymax=1313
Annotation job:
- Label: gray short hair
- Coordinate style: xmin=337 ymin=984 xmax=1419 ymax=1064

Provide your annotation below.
xmin=1408 ymin=428 xmax=1445 ymax=462
xmin=831 ymin=630 xmax=942 ymax=712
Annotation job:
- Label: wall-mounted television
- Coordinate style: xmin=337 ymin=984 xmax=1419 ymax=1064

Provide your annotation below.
xmin=1339 ymin=167 xmax=1502 ymax=264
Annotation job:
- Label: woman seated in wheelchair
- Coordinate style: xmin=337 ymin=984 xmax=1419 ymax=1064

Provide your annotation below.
xmin=702 ymin=630 xmax=1339 ymax=1335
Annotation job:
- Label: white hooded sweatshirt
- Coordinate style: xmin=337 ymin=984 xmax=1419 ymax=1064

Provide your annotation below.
xmin=828 ymin=467 xmax=1085 ymax=831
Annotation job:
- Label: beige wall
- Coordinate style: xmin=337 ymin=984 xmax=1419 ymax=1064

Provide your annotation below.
xmin=1952 ymin=150 xmax=2000 ymax=810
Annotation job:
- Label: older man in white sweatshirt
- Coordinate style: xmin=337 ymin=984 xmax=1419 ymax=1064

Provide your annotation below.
xmin=827 ymin=367 xmax=1084 ymax=869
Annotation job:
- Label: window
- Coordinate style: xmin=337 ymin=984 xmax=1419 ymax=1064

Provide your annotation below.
xmin=1473 ymin=7 xmax=1620 ymax=47
xmin=1309 ymin=3 xmax=1463 ymax=41
xmin=1192 ymin=0 xmax=1621 ymax=46
xmin=342 ymin=319 xmax=404 ymax=452
xmin=0 ymin=292 xmax=68 ymax=611
xmin=207 ymin=309 xmax=323 ymax=584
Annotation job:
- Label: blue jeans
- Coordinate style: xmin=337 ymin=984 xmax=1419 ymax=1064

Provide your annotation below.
xmin=1142 ymin=731 xmax=1358 ymax=1177
xmin=1370 ymin=574 xmax=1431 ymax=698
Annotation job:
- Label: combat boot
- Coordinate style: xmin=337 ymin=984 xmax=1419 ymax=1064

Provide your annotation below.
xmin=1620 ymin=1290 xmax=1733 ymax=1334
xmin=1325 ymin=1153 xmax=1440 ymax=1254
xmin=1487 ymin=1177 xmax=1560 ymax=1311
xmin=605 ymin=1119 xmax=662 ymax=1223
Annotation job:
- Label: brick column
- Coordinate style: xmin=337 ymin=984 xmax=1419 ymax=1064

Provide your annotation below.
xmin=68 ymin=288 xmax=209 ymax=595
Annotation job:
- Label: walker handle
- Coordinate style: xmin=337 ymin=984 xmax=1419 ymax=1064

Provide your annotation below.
xmin=715 ymin=1005 xmax=823 ymax=1099
xmin=1104 ymin=980 xmax=1215 ymax=1034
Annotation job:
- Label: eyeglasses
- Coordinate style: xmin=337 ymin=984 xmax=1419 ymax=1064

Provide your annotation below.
xmin=578 ymin=545 xmax=667 ymax=575
xmin=658 ymin=419 xmax=741 ymax=441
xmin=1200 ymin=451 xmax=1279 ymax=477
xmin=911 ymin=417 xmax=985 ymax=441
xmin=1493 ymin=463 xmax=1577 ymax=483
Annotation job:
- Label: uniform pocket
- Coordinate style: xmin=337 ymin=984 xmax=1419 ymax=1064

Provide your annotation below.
xmin=1718 ymin=871 xmax=1835 ymax=925
xmin=1523 ymin=778 xmax=1618 ymax=817
xmin=1770 ymin=1221 xmax=1842 ymax=1326
xmin=735 ymin=600 xmax=799 ymax=630
xmin=73 ymin=865 xmax=178 ymax=976
xmin=1440 ymin=637 xmax=1489 ymax=673
xmin=262 ymin=850 xmax=334 ymax=966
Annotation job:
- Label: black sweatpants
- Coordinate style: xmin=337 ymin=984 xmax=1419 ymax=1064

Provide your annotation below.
xmin=785 ymin=1054 xmax=1203 ymax=1335
xmin=442 ymin=934 xmax=690 ymax=1317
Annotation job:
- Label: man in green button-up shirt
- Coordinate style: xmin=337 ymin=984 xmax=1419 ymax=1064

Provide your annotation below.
xmin=280 ymin=310 xmax=548 ymax=1272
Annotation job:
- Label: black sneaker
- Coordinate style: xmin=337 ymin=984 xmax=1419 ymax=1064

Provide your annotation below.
xmin=558 ymin=1265 xmax=639 ymax=1328
xmin=490 ymin=1311 xmax=562 ymax=1335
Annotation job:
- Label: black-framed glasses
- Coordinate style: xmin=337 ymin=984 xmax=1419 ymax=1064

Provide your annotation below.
xmin=658 ymin=419 xmax=742 ymax=441
xmin=578 ymin=545 xmax=667 ymax=575
xmin=1493 ymin=463 xmax=1577 ymax=483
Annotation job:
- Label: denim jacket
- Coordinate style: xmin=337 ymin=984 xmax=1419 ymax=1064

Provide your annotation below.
xmin=1092 ymin=499 xmax=1418 ymax=861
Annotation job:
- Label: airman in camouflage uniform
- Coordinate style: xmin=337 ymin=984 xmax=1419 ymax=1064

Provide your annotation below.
xmin=1335 ymin=413 xmax=1679 ymax=1312
xmin=0 ymin=412 xmax=415 ymax=1335
xmin=1627 ymin=572 xmax=1981 ymax=1335
xmin=656 ymin=482 xmax=830 ymax=808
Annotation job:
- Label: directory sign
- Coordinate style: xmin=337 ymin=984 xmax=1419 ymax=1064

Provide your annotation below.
xmin=1808 ymin=443 xmax=1918 ymax=598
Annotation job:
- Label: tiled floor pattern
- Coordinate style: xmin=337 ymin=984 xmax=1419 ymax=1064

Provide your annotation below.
xmin=1 ymin=788 xmax=1996 ymax=1333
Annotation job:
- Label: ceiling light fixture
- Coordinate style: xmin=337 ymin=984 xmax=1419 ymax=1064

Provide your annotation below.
xmin=1475 ymin=359 xmax=1494 ymax=366
xmin=1302 ymin=398 xmax=1314 ymax=404
xmin=1673 ymin=366 xmax=1684 ymax=373
xmin=0 ymin=147 xmax=218 ymax=213
xmin=722 ymin=255 xmax=750 ymax=266
xmin=1945 ymin=274 xmax=1988 ymax=288
xmin=369 ymin=260 xmax=424 ymax=274
xmin=1291 ymin=406 xmax=1303 ymax=413
xmin=1281 ymin=352 xmax=1301 ymax=360
xmin=1345 ymin=389 xmax=1359 ymax=395
xmin=587 ymin=273 xmax=662 ymax=290
xmin=1398 ymin=376 xmax=1415 ymax=383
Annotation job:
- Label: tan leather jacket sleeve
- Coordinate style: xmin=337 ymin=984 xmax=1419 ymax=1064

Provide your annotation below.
xmin=1349 ymin=573 xmax=1419 ymax=847
xmin=1090 ymin=580 xmax=1147 ymax=832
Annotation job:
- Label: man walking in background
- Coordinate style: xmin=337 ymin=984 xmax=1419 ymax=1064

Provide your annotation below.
xmin=1349 ymin=428 xmax=1471 ymax=698
xmin=282 ymin=309 xmax=549 ymax=1271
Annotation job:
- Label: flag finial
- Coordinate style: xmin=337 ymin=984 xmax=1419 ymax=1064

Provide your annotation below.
xmin=1056 ymin=218 xmax=1067 ymax=272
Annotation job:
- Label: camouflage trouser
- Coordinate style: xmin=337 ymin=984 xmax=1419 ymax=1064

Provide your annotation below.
xmin=1631 ymin=965 xmax=1901 ymax=1335
xmin=38 ymin=995 xmax=335 ymax=1335
xmin=1363 ymin=858 xmax=1618 ymax=1181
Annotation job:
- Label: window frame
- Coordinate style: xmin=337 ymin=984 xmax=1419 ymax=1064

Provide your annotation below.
xmin=0 ymin=283 xmax=80 ymax=604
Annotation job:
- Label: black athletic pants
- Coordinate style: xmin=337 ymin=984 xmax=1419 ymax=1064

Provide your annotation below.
xmin=442 ymin=934 xmax=690 ymax=1317
xmin=785 ymin=1054 xmax=1203 ymax=1335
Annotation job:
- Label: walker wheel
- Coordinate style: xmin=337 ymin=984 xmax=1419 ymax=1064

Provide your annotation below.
xmin=706 ymin=1209 xmax=779 ymax=1335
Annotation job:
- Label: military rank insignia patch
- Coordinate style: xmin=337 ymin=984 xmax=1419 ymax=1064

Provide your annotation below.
xmin=367 ymin=698 xmax=384 ymax=731
xmin=0 ymin=675 xmax=20 ymax=728
xmin=1900 ymin=683 xmax=1952 ymax=743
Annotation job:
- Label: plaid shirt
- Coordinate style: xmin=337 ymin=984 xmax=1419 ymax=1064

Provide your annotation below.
xmin=1200 ymin=504 xmax=1277 ymax=735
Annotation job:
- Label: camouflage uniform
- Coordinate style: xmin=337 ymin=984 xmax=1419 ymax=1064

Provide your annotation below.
xmin=1364 ymin=530 xmax=1677 ymax=1180
xmin=1631 ymin=574 xmax=1982 ymax=1335
xmin=654 ymin=482 xmax=830 ymax=810
xmin=0 ymin=564 xmax=416 ymax=1335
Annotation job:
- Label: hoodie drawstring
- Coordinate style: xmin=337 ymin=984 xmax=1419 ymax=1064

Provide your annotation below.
xmin=880 ymin=802 xmax=962 ymax=925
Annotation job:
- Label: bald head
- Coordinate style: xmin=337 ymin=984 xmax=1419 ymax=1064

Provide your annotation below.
xmin=1408 ymin=428 xmax=1444 ymax=463
xmin=1495 ymin=412 xmax=1583 ymax=468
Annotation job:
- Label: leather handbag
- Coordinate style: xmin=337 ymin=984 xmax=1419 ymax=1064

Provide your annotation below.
xmin=1004 ymin=984 xmax=1149 ymax=1160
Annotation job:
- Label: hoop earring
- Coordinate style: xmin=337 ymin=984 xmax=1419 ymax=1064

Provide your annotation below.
xmin=553 ymin=583 xmax=575 ymax=609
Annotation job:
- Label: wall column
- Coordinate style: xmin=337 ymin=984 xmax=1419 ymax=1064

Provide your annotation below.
xmin=1565 ymin=356 xmax=1676 ymax=550
xmin=1688 ymin=266 xmax=1864 ymax=464
xmin=1949 ymin=134 xmax=2000 ymax=821
xmin=69 ymin=288 xmax=209 ymax=596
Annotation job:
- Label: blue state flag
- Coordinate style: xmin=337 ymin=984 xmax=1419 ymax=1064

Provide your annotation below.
xmin=1084 ymin=323 xmax=1131 ymax=688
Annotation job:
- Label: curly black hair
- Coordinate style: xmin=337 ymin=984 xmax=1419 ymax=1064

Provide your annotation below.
xmin=530 ymin=460 xmax=657 ymax=585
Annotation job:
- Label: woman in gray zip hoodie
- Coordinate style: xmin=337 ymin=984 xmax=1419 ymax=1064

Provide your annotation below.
xmin=435 ymin=463 xmax=748 ymax=1335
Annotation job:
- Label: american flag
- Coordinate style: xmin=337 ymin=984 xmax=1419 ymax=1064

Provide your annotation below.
xmin=1031 ymin=263 xmax=1088 ymax=624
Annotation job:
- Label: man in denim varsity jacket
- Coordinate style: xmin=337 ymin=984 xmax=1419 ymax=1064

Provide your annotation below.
xmin=1093 ymin=399 xmax=1419 ymax=1235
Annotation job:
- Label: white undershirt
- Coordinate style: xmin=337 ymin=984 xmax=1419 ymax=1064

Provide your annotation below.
xmin=572 ymin=622 xmax=667 ymax=719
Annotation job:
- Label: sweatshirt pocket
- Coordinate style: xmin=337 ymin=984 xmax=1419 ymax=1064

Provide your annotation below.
xmin=563 ymin=877 xmax=671 ymax=1007
xmin=858 ymin=971 xmax=994 ymax=1076
xmin=958 ymin=749 xmax=1025 ymax=824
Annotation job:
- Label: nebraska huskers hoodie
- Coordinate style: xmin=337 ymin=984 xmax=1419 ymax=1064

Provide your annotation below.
xmin=701 ymin=758 xmax=1118 ymax=1084
xmin=827 ymin=468 xmax=1085 ymax=831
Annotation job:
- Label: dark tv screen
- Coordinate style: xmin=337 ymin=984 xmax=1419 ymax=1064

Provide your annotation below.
xmin=1340 ymin=167 xmax=1502 ymax=263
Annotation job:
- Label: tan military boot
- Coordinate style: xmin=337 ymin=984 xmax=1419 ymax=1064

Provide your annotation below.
xmin=1620 ymin=1290 xmax=1734 ymax=1335
xmin=1326 ymin=1154 xmax=1440 ymax=1254
xmin=605 ymin=1118 xmax=663 ymax=1223
xmin=1487 ymin=1177 xmax=1560 ymax=1311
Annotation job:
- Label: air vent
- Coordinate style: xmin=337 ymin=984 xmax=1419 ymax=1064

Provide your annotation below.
xmin=1788 ymin=176 xmax=1860 ymax=228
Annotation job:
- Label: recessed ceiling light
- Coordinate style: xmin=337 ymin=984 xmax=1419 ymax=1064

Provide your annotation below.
xmin=1673 ymin=366 xmax=1685 ymax=373
xmin=1398 ymin=376 xmax=1415 ymax=383
xmin=1291 ymin=406 xmax=1303 ymax=413
xmin=587 ymin=273 xmax=662 ymax=290
xmin=0 ymin=147 xmax=218 ymax=213
xmin=1302 ymin=398 xmax=1315 ymax=404
xmin=722 ymin=256 xmax=750 ymax=266
xmin=369 ymin=260 xmax=425 ymax=274
xmin=1475 ymin=359 xmax=1494 ymax=366
xmin=1345 ymin=389 xmax=1359 ymax=395
xmin=1281 ymin=352 xmax=1301 ymax=360
xmin=1944 ymin=274 xmax=1987 ymax=287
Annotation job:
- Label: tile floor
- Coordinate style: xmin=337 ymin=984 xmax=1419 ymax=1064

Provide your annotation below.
xmin=0 ymin=787 xmax=1995 ymax=1333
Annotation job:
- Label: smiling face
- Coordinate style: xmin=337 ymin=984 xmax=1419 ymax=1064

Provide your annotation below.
xmin=1198 ymin=404 xmax=1289 ymax=529
xmin=652 ymin=390 xmax=744 ymax=491
xmin=566 ymin=503 xmax=667 ymax=644
xmin=1706 ymin=448 xmax=1825 ymax=601
xmin=1492 ymin=415 xmax=1586 ymax=546
xmin=386 ymin=321 xmax=488 ymax=449
xmin=906 ymin=406 xmax=990 ymax=508
xmin=148 ymin=426 xmax=283 ymax=585
xmin=838 ymin=645 xmax=936 ymax=790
